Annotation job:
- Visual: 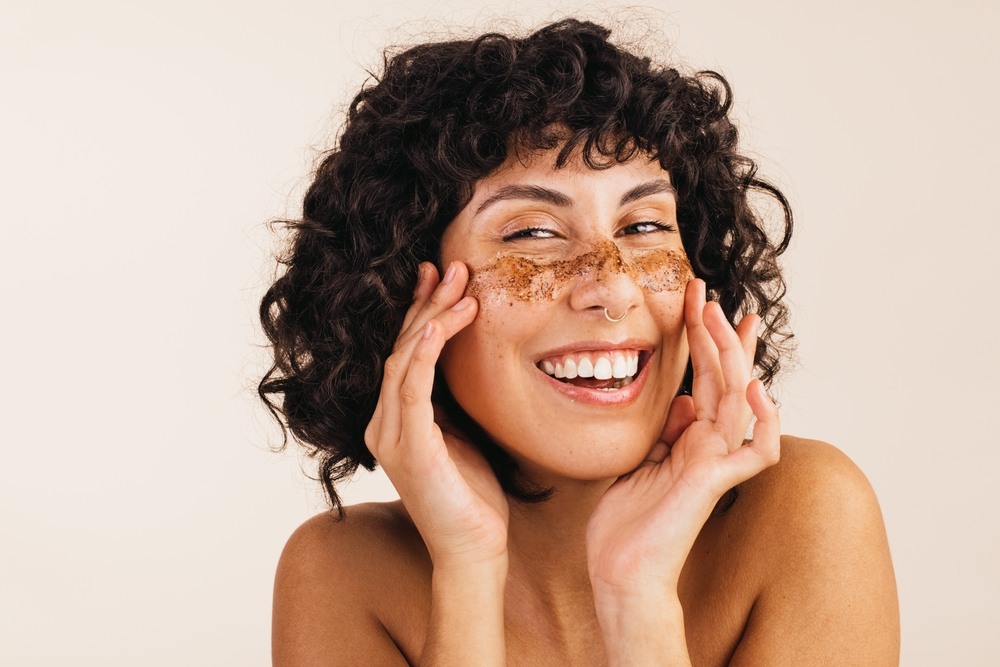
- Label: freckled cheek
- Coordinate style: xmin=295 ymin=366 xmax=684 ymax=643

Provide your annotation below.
xmin=647 ymin=292 xmax=689 ymax=356
xmin=439 ymin=301 xmax=547 ymax=393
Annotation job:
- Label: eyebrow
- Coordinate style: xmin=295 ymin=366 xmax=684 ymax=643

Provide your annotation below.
xmin=473 ymin=178 xmax=676 ymax=215
xmin=475 ymin=185 xmax=572 ymax=215
xmin=618 ymin=179 xmax=676 ymax=206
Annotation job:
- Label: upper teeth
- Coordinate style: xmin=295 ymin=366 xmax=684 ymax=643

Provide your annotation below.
xmin=539 ymin=351 xmax=640 ymax=380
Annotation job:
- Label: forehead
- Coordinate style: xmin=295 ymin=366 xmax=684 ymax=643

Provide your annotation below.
xmin=472 ymin=146 xmax=670 ymax=200
xmin=452 ymin=148 xmax=674 ymax=228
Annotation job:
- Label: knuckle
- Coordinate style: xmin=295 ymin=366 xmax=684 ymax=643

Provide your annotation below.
xmin=425 ymin=288 xmax=447 ymax=310
xmin=723 ymin=382 xmax=744 ymax=397
xmin=691 ymin=359 xmax=716 ymax=377
xmin=383 ymin=354 xmax=403 ymax=379
xmin=399 ymin=381 xmax=422 ymax=407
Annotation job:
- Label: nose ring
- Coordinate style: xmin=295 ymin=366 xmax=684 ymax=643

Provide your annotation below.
xmin=604 ymin=307 xmax=630 ymax=323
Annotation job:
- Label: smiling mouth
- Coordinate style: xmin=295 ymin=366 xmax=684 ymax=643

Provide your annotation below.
xmin=536 ymin=349 xmax=648 ymax=391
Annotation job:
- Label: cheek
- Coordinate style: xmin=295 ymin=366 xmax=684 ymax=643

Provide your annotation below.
xmin=631 ymin=248 xmax=695 ymax=295
xmin=647 ymin=290 xmax=690 ymax=379
xmin=465 ymin=255 xmax=572 ymax=307
xmin=438 ymin=300 xmax=542 ymax=408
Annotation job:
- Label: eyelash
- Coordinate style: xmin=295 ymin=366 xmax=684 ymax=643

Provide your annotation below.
xmin=502 ymin=227 xmax=557 ymax=241
xmin=621 ymin=220 xmax=676 ymax=235
xmin=502 ymin=221 xmax=676 ymax=242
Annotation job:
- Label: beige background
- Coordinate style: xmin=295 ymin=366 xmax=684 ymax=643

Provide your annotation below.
xmin=2 ymin=0 xmax=997 ymax=664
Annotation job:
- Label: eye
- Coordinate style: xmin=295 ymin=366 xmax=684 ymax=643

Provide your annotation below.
xmin=620 ymin=221 xmax=677 ymax=235
xmin=502 ymin=227 xmax=559 ymax=241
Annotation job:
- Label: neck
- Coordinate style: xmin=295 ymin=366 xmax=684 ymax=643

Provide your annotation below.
xmin=506 ymin=476 xmax=614 ymax=602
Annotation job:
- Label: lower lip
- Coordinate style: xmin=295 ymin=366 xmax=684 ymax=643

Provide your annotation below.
xmin=535 ymin=355 xmax=652 ymax=406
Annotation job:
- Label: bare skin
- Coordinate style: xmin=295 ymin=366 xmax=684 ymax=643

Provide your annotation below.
xmin=274 ymin=439 xmax=898 ymax=666
xmin=271 ymin=149 xmax=900 ymax=666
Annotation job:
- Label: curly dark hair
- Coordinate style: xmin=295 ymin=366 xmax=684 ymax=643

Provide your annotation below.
xmin=259 ymin=18 xmax=793 ymax=513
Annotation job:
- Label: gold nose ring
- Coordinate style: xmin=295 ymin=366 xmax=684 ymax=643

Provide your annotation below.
xmin=604 ymin=307 xmax=629 ymax=323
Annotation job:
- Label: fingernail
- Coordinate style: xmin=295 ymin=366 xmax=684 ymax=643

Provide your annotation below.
xmin=423 ymin=322 xmax=434 ymax=339
xmin=451 ymin=297 xmax=471 ymax=311
xmin=442 ymin=262 xmax=456 ymax=285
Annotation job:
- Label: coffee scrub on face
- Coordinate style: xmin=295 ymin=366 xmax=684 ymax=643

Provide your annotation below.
xmin=465 ymin=240 xmax=694 ymax=308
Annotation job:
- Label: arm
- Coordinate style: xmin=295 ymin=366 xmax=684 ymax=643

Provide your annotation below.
xmin=421 ymin=559 xmax=508 ymax=666
xmin=274 ymin=262 xmax=508 ymax=666
xmin=271 ymin=503 xmax=508 ymax=667
xmin=586 ymin=280 xmax=899 ymax=665
xmin=364 ymin=260 xmax=508 ymax=666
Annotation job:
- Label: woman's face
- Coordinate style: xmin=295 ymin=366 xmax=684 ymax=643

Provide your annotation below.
xmin=438 ymin=146 xmax=694 ymax=484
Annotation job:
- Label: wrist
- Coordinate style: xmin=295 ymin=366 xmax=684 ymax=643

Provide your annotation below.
xmin=432 ymin=549 xmax=508 ymax=579
xmin=423 ymin=555 xmax=508 ymax=666
xmin=589 ymin=566 xmax=679 ymax=606
xmin=431 ymin=553 xmax=508 ymax=612
xmin=593 ymin=590 xmax=690 ymax=667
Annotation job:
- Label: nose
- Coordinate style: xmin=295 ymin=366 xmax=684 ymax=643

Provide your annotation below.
xmin=567 ymin=241 xmax=644 ymax=320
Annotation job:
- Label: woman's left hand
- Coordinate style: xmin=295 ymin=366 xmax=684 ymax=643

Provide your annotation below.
xmin=586 ymin=278 xmax=780 ymax=616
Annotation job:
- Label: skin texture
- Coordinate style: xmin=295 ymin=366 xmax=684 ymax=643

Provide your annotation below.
xmin=273 ymin=439 xmax=899 ymax=666
xmin=437 ymin=152 xmax=694 ymax=484
xmin=271 ymin=148 xmax=900 ymax=666
xmin=466 ymin=243 xmax=693 ymax=304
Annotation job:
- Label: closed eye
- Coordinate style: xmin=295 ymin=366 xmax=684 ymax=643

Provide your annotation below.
xmin=620 ymin=221 xmax=677 ymax=235
xmin=502 ymin=227 xmax=559 ymax=241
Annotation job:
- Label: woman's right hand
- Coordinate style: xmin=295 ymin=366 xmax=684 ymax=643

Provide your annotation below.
xmin=364 ymin=261 xmax=509 ymax=570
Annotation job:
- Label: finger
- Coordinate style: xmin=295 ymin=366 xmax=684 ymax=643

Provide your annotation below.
xmin=724 ymin=379 xmax=781 ymax=480
xmin=684 ymin=279 xmax=723 ymax=421
xmin=703 ymin=302 xmax=754 ymax=449
xmin=397 ymin=261 xmax=471 ymax=347
xmin=396 ymin=293 xmax=479 ymax=355
xmin=746 ymin=379 xmax=780 ymax=458
xmin=642 ymin=440 xmax=671 ymax=465
xmin=364 ymin=404 xmax=384 ymax=459
xmin=398 ymin=320 xmax=448 ymax=465
xmin=401 ymin=262 xmax=438 ymax=332
xmin=660 ymin=395 xmax=696 ymax=445
xmin=735 ymin=313 xmax=760 ymax=375
xmin=376 ymin=296 xmax=478 ymax=458
xmin=368 ymin=343 xmax=409 ymax=462
xmin=371 ymin=262 xmax=475 ymax=464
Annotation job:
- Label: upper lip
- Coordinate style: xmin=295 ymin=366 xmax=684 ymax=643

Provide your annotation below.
xmin=532 ymin=338 xmax=654 ymax=363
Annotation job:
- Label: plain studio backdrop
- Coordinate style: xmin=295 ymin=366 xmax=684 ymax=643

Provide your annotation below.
xmin=2 ymin=0 xmax=997 ymax=664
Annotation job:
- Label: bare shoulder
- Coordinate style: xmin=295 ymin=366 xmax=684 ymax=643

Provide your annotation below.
xmin=729 ymin=436 xmax=900 ymax=666
xmin=273 ymin=501 xmax=430 ymax=667
xmin=742 ymin=435 xmax=883 ymax=526
xmin=736 ymin=436 xmax=893 ymax=559
xmin=277 ymin=500 xmax=427 ymax=581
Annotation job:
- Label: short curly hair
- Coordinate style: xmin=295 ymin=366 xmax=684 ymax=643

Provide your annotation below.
xmin=259 ymin=18 xmax=793 ymax=513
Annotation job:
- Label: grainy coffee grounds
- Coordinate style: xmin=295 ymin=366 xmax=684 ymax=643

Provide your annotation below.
xmin=466 ymin=241 xmax=693 ymax=307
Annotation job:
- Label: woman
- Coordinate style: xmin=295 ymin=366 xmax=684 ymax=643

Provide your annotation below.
xmin=261 ymin=19 xmax=899 ymax=665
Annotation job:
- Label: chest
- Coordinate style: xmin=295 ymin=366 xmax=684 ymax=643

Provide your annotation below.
xmin=379 ymin=540 xmax=758 ymax=667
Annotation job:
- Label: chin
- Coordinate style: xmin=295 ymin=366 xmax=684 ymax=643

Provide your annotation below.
xmin=494 ymin=422 xmax=660 ymax=483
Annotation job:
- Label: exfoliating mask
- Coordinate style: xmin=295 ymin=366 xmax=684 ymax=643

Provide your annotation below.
xmin=466 ymin=240 xmax=694 ymax=308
